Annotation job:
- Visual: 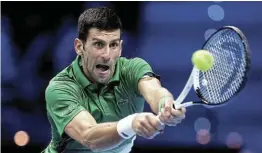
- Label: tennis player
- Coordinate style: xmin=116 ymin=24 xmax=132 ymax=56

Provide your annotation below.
xmin=42 ymin=7 xmax=186 ymax=153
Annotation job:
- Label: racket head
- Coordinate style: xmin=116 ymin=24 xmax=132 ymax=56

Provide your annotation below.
xmin=193 ymin=26 xmax=251 ymax=105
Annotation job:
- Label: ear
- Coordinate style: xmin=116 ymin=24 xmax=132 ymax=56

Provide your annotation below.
xmin=118 ymin=40 xmax=123 ymax=57
xmin=74 ymin=38 xmax=84 ymax=55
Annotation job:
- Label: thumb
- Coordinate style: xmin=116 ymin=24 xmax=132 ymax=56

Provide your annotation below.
xmin=164 ymin=99 xmax=173 ymax=115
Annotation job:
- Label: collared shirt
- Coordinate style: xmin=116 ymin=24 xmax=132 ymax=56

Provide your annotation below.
xmin=42 ymin=56 xmax=157 ymax=153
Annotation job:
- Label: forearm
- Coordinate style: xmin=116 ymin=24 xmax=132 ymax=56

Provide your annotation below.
xmin=82 ymin=122 xmax=124 ymax=152
xmin=150 ymin=87 xmax=173 ymax=114
xmin=82 ymin=114 xmax=137 ymax=152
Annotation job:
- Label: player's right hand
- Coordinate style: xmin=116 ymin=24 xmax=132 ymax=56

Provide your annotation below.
xmin=132 ymin=113 xmax=165 ymax=139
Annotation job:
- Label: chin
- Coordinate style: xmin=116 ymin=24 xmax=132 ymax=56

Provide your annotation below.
xmin=96 ymin=78 xmax=109 ymax=84
xmin=93 ymin=73 xmax=111 ymax=84
xmin=94 ymin=75 xmax=109 ymax=83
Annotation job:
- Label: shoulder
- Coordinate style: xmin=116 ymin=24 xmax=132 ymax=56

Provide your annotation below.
xmin=45 ymin=66 xmax=81 ymax=103
xmin=118 ymin=57 xmax=150 ymax=66
xmin=118 ymin=57 xmax=152 ymax=72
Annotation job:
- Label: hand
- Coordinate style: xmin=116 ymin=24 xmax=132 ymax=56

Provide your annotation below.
xmin=132 ymin=113 xmax=165 ymax=139
xmin=158 ymin=97 xmax=186 ymax=126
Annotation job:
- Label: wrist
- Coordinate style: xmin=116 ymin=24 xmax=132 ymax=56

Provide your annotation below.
xmin=117 ymin=113 xmax=137 ymax=139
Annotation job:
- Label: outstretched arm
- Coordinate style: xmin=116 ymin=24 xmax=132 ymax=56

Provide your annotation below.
xmin=138 ymin=76 xmax=186 ymax=126
xmin=46 ymin=82 xmax=163 ymax=152
xmin=65 ymin=110 xmax=125 ymax=152
xmin=138 ymin=76 xmax=173 ymax=114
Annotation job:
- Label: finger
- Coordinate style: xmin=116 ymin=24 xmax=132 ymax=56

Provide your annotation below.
xmin=161 ymin=108 xmax=172 ymax=122
xmin=138 ymin=125 xmax=151 ymax=138
xmin=165 ymin=118 xmax=183 ymax=126
xmin=136 ymin=129 xmax=148 ymax=138
xmin=170 ymin=114 xmax=186 ymax=120
xmin=166 ymin=123 xmax=177 ymax=126
xmin=166 ymin=118 xmax=182 ymax=124
xmin=163 ymin=99 xmax=173 ymax=116
xmin=157 ymin=112 xmax=166 ymax=132
xmin=147 ymin=131 xmax=160 ymax=139
xmin=165 ymin=115 xmax=185 ymax=125
xmin=180 ymin=107 xmax=186 ymax=113
xmin=171 ymin=109 xmax=186 ymax=117
xmin=147 ymin=114 xmax=164 ymax=131
xmin=140 ymin=118 xmax=156 ymax=136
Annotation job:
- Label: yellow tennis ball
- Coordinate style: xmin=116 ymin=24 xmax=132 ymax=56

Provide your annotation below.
xmin=192 ymin=50 xmax=214 ymax=71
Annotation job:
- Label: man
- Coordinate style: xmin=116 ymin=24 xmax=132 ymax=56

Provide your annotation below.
xmin=42 ymin=7 xmax=186 ymax=153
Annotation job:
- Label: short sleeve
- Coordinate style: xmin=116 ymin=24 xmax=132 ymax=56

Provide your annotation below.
xmin=45 ymin=81 xmax=85 ymax=136
xmin=122 ymin=58 xmax=159 ymax=95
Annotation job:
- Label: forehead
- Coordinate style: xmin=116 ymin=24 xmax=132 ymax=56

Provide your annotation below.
xmin=87 ymin=28 xmax=121 ymax=41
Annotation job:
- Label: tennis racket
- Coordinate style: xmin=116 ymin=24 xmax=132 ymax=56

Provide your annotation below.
xmin=161 ymin=26 xmax=251 ymax=113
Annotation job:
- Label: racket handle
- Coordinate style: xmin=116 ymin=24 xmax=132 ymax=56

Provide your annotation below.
xmin=157 ymin=102 xmax=194 ymax=126
xmin=174 ymin=102 xmax=194 ymax=109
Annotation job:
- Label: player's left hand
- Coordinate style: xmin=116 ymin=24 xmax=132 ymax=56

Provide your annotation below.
xmin=158 ymin=97 xmax=186 ymax=126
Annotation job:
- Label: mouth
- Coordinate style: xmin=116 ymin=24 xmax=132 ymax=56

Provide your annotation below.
xmin=96 ymin=64 xmax=110 ymax=72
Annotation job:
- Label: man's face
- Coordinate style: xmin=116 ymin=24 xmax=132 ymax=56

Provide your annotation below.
xmin=75 ymin=28 xmax=122 ymax=84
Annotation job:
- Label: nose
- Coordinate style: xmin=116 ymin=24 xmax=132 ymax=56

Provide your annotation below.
xmin=101 ymin=46 xmax=110 ymax=61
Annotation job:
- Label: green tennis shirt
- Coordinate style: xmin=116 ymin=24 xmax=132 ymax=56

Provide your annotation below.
xmin=42 ymin=56 xmax=157 ymax=153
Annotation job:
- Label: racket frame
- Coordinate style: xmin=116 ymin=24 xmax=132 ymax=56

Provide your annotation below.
xmin=175 ymin=26 xmax=251 ymax=109
xmin=157 ymin=26 xmax=251 ymax=125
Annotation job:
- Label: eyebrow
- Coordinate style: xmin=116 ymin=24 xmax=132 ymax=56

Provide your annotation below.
xmin=91 ymin=38 xmax=121 ymax=42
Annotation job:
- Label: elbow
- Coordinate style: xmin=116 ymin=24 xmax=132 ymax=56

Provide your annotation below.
xmin=81 ymin=130 xmax=95 ymax=150
xmin=83 ymin=142 xmax=99 ymax=152
xmin=82 ymin=141 xmax=103 ymax=152
xmin=84 ymin=143 xmax=99 ymax=152
xmin=81 ymin=129 xmax=102 ymax=152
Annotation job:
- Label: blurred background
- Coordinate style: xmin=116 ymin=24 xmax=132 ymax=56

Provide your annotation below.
xmin=1 ymin=1 xmax=262 ymax=153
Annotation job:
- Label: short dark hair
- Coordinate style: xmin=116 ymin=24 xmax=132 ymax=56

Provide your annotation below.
xmin=77 ymin=7 xmax=122 ymax=42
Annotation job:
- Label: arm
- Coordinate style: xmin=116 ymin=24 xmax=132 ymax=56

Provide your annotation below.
xmin=120 ymin=58 xmax=173 ymax=114
xmin=65 ymin=110 xmax=164 ymax=151
xmin=124 ymin=57 xmax=186 ymax=126
xmin=138 ymin=76 xmax=173 ymax=114
xmin=46 ymin=82 xmax=137 ymax=152
xmin=65 ymin=111 xmax=126 ymax=152
xmin=138 ymin=76 xmax=186 ymax=126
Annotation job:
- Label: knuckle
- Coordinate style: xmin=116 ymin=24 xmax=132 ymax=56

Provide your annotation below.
xmin=142 ymin=117 xmax=148 ymax=124
xmin=153 ymin=119 xmax=159 ymax=125
xmin=85 ymin=142 xmax=97 ymax=151
xmin=147 ymin=132 xmax=155 ymax=139
xmin=136 ymin=124 xmax=142 ymax=130
xmin=146 ymin=113 xmax=154 ymax=118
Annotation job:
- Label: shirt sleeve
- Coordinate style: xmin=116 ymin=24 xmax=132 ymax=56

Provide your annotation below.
xmin=123 ymin=58 xmax=159 ymax=95
xmin=45 ymin=81 xmax=85 ymax=136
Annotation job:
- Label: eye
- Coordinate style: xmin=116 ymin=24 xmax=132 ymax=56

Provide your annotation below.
xmin=94 ymin=42 xmax=104 ymax=49
xmin=110 ymin=42 xmax=119 ymax=49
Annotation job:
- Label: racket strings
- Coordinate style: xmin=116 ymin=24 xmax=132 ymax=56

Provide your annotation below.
xmin=196 ymin=29 xmax=247 ymax=104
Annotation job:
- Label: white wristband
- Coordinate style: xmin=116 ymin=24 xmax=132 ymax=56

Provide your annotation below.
xmin=117 ymin=114 xmax=137 ymax=139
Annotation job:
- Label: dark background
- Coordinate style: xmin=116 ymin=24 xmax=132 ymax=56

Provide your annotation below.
xmin=1 ymin=1 xmax=262 ymax=153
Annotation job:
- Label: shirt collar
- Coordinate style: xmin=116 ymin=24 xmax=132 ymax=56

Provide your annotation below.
xmin=72 ymin=56 xmax=91 ymax=88
xmin=108 ymin=57 xmax=120 ymax=85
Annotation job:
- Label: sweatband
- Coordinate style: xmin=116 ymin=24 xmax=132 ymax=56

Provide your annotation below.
xmin=117 ymin=114 xmax=137 ymax=139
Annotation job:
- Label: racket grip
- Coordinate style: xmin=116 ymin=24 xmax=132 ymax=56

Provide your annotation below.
xmin=173 ymin=102 xmax=194 ymax=109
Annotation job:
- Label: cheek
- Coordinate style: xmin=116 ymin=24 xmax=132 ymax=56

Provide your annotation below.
xmin=85 ymin=54 xmax=98 ymax=69
xmin=112 ymin=49 xmax=121 ymax=57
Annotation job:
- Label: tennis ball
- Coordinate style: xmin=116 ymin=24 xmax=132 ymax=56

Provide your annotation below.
xmin=192 ymin=50 xmax=214 ymax=71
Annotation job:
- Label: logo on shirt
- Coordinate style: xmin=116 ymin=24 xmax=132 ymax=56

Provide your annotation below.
xmin=117 ymin=99 xmax=129 ymax=105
